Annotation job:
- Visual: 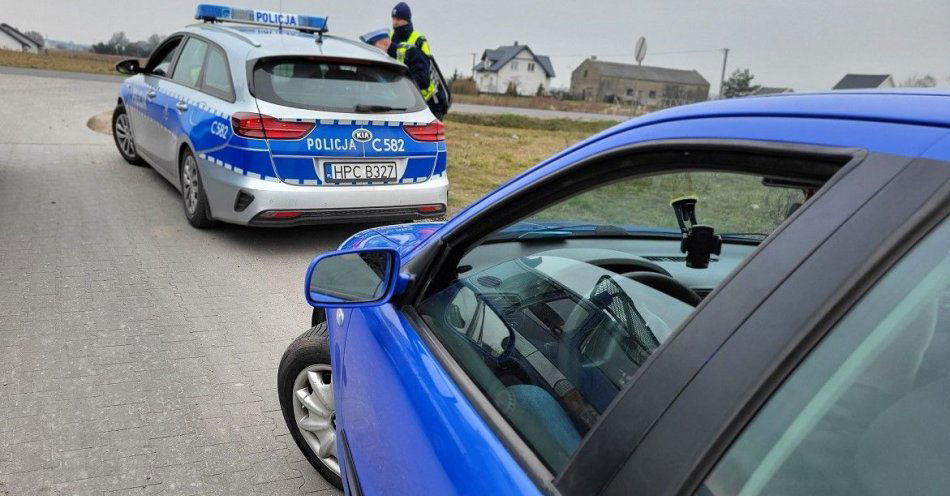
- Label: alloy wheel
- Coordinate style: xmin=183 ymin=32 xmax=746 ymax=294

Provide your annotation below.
xmin=291 ymin=364 xmax=339 ymax=475
xmin=181 ymin=155 xmax=200 ymax=216
xmin=114 ymin=113 xmax=135 ymax=157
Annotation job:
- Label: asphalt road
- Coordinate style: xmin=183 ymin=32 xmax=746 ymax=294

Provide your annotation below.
xmin=0 ymin=72 xmax=348 ymax=493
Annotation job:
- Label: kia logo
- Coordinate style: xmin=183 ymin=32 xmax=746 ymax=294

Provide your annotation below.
xmin=352 ymin=128 xmax=373 ymax=142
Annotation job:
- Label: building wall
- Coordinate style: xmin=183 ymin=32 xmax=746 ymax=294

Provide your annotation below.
xmin=0 ymin=31 xmax=25 ymax=52
xmin=570 ymin=60 xmax=709 ymax=107
xmin=570 ymin=59 xmax=601 ymax=101
xmin=476 ymin=48 xmax=551 ymax=96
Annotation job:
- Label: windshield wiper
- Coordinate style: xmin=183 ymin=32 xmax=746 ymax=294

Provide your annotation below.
xmin=353 ymin=104 xmax=407 ymax=113
xmin=721 ymin=232 xmax=769 ymax=240
xmin=516 ymin=224 xmax=630 ymax=239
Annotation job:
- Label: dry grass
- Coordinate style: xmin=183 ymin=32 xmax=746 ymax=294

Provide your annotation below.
xmin=454 ymin=93 xmax=643 ymax=117
xmin=444 ymin=119 xmax=597 ymax=212
xmin=0 ymin=49 xmax=124 ymax=75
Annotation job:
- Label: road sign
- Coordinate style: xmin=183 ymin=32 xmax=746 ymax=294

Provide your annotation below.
xmin=635 ymin=36 xmax=647 ymax=65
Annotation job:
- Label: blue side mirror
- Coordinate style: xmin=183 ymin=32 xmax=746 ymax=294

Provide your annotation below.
xmin=304 ymin=248 xmax=400 ymax=307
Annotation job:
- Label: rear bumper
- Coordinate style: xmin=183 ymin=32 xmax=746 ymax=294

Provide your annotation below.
xmin=198 ymin=157 xmax=448 ymax=226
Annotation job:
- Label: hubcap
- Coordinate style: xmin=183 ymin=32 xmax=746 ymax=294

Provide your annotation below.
xmin=181 ymin=156 xmax=200 ymax=216
xmin=114 ymin=113 xmax=135 ymax=157
xmin=291 ymin=364 xmax=339 ymax=475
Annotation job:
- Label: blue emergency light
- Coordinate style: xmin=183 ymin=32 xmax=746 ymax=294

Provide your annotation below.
xmin=195 ymin=4 xmax=328 ymax=32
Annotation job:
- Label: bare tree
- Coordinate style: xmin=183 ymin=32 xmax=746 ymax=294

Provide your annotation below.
xmin=23 ymin=30 xmax=45 ymax=46
xmin=900 ymin=74 xmax=937 ymax=88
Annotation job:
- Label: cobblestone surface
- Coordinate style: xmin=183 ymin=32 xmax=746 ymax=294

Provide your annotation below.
xmin=0 ymin=72 xmax=352 ymax=495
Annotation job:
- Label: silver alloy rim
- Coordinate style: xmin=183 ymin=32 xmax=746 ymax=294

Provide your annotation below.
xmin=291 ymin=364 xmax=339 ymax=475
xmin=114 ymin=113 xmax=135 ymax=157
xmin=181 ymin=156 xmax=200 ymax=216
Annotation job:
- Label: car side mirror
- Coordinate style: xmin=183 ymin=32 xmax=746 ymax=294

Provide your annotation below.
xmin=305 ymin=248 xmax=400 ymax=307
xmin=115 ymin=58 xmax=143 ymax=75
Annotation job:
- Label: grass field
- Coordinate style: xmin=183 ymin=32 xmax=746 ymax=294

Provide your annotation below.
xmin=443 ymin=114 xmax=613 ymax=212
xmin=453 ymin=93 xmax=644 ymax=117
xmin=0 ymin=49 xmax=122 ymax=75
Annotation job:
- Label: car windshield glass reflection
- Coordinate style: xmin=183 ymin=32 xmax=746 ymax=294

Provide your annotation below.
xmin=310 ymin=252 xmax=391 ymax=302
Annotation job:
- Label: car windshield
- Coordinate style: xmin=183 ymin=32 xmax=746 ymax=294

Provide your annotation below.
xmin=252 ymin=57 xmax=427 ymax=113
xmin=493 ymin=172 xmax=807 ymax=241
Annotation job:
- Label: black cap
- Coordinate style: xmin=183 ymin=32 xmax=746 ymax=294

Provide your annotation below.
xmin=391 ymin=2 xmax=411 ymax=21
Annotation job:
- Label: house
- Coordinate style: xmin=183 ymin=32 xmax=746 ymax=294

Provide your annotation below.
xmin=0 ymin=23 xmax=42 ymax=53
xmin=832 ymin=74 xmax=894 ymax=90
xmin=750 ymin=87 xmax=794 ymax=96
xmin=571 ymin=57 xmax=709 ymax=107
xmin=473 ymin=42 xmax=555 ymax=96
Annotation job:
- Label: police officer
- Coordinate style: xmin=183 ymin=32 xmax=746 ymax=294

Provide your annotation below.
xmin=389 ymin=2 xmax=429 ymax=57
xmin=361 ymin=28 xmax=447 ymax=119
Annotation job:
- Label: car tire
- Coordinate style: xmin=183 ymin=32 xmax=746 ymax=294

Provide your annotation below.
xmin=112 ymin=104 xmax=145 ymax=166
xmin=278 ymin=323 xmax=343 ymax=489
xmin=179 ymin=149 xmax=216 ymax=229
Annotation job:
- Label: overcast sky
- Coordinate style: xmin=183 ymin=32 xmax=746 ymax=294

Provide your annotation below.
xmin=8 ymin=0 xmax=949 ymax=92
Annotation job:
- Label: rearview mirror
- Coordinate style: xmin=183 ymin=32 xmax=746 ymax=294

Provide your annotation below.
xmin=305 ymin=248 xmax=400 ymax=307
xmin=115 ymin=58 xmax=142 ymax=75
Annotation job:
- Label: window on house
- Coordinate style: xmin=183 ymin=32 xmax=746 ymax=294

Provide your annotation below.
xmin=511 ymin=61 xmax=518 ymax=70
xmin=528 ymin=62 xmax=535 ymax=72
xmin=583 ymin=70 xmax=589 ymax=78
xmin=649 ymin=90 xmax=657 ymax=99
xmin=626 ymin=89 xmax=634 ymax=96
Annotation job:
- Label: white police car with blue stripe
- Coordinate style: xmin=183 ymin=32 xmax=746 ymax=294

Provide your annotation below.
xmin=111 ymin=4 xmax=448 ymax=228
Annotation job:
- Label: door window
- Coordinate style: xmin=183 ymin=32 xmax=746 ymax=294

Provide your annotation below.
xmin=201 ymin=46 xmax=234 ymax=101
xmin=146 ymin=37 xmax=181 ymax=77
xmin=416 ymin=168 xmax=815 ymax=473
xmin=171 ymin=38 xmax=209 ymax=88
xmin=701 ymin=218 xmax=949 ymax=496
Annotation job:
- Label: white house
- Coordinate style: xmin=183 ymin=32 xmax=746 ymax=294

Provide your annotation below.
xmin=0 ymin=24 xmax=42 ymax=53
xmin=473 ymin=42 xmax=555 ymax=96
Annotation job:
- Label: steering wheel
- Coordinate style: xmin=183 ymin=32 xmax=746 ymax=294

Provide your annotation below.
xmin=623 ymin=271 xmax=702 ymax=306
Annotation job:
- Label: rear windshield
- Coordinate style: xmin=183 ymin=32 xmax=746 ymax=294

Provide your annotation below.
xmin=252 ymin=57 xmax=426 ymax=113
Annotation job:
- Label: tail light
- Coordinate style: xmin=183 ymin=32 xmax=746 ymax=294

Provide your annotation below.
xmin=231 ymin=112 xmax=314 ymax=139
xmin=404 ymin=120 xmax=445 ymax=142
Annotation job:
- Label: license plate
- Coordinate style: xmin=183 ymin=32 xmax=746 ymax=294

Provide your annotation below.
xmin=321 ymin=162 xmax=397 ymax=183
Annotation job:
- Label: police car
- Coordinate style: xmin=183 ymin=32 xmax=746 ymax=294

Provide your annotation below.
xmin=111 ymin=5 xmax=448 ymax=228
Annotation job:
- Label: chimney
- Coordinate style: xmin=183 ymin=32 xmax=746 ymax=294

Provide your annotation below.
xmin=514 ymin=41 xmax=518 ymax=46
xmin=591 ymin=55 xmax=597 ymax=60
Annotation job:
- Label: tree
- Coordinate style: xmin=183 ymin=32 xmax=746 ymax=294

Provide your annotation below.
xmin=23 ymin=30 xmax=44 ymax=46
xmin=722 ymin=68 xmax=761 ymax=98
xmin=900 ymin=74 xmax=937 ymax=88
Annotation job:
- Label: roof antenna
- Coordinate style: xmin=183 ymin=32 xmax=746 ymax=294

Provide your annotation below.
xmin=316 ymin=17 xmax=327 ymax=44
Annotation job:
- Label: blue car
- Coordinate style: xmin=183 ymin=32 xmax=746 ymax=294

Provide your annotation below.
xmin=278 ymin=91 xmax=950 ymax=495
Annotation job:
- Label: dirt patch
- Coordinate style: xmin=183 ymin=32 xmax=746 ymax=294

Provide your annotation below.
xmin=87 ymin=110 xmax=112 ymax=135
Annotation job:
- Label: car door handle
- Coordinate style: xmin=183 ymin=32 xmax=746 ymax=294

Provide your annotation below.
xmin=175 ymin=101 xmax=188 ymax=112
xmin=146 ymin=90 xmax=156 ymax=99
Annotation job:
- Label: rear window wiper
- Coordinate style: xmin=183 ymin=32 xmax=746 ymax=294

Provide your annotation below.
xmin=353 ymin=104 xmax=407 ymax=113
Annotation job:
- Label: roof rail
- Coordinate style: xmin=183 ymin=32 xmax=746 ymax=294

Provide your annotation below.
xmin=189 ymin=23 xmax=261 ymax=47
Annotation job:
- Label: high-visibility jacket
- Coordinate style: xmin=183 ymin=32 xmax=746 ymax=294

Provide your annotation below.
xmin=394 ymin=42 xmax=436 ymax=101
xmin=388 ymin=28 xmax=431 ymax=56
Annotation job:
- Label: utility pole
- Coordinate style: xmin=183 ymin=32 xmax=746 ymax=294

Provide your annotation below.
xmin=718 ymin=48 xmax=730 ymax=99
xmin=471 ymin=52 xmax=476 ymax=79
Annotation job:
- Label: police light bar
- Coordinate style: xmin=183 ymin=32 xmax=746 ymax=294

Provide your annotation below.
xmin=195 ymin=4 xmax=328 ymax=32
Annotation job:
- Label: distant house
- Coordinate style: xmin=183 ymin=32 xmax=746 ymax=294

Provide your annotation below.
xmin=0 ymin=23 xmax=42 ymax=53
xmin=474 ymin=42 xmax=555 ymax=96
xmin=750 ymin=87 xmax=794 ymax=96
xmin=832 ymin=74 xmax=895 ymax=90
xmin=571 ymin=58 xmax=709 ymax=107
